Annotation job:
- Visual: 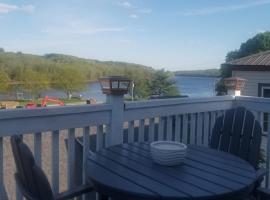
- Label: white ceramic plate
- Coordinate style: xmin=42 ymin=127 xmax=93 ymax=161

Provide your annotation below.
xmin=150 ymin=141 xmax=187 ymax=166
xmin=151 ymin=141 xmax=186 ymax=151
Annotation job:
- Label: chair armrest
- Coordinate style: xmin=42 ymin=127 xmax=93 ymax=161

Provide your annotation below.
xmin=256 ymin=187 xmax=270 ymax=200
xmin=55 ymin=184 xmax=93 ymax=200
xmin=256 ymin=168 xmax=267 ymax=183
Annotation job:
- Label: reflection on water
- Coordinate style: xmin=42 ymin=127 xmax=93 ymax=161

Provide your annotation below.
xmin=174 ymin=76 xmax=219 ymax=97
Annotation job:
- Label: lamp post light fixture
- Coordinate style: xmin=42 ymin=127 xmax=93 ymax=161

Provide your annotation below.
xmin=99 ymin=76 xmax=131 ymax=95
xmin=224 ymin=77 xmax=246 ymax=96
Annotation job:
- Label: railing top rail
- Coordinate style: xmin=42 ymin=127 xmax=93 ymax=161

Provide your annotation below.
xmin=236 ymin=96 xmax=270 ymax=103
xmin=125 ymin=96 xmax=235 ymax=110
xmin=124 ymin=96 xmax=235 ymax=121
xmin=0 ymin=104 xmax=112 ymax=120
xmin=235 ymin=96 xmax=270 ymax=113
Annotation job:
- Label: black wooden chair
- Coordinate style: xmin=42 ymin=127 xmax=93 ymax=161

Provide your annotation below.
xmin=210 ymin=107 xmax=269 ymax=200
xmin=10 ymin=135 xmax=94 ymax=200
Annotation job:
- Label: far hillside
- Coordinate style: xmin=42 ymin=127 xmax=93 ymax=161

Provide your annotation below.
xmin=0 ymin=49 xmax=179 ymax=99
xmin=174 ymin=69 xmax=220 ymax=77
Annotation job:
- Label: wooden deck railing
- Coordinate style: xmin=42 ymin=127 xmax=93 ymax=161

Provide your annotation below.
xmin=0 ymin=104 xmax=112 ymax=199
xmin=0 ymin=95 xmax=269 ymax=199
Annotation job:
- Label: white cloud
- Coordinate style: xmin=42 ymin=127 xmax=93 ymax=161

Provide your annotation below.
xmin=248 ymin=29 xmax=268 ymax=36
xmin=179 ymin=0 xmax=270 ymax=16
xmin=43 ymin=23 xmax=125 ymax=35
xmin=256 ymin=29 xmax=267 ymax=33
xmin=138 ymin=8 xmax=152 ymax=14
xmin=55 ymin=27 xmax=123 ymax=35
xmin=20 ymin=5 xmax=35 ymax=12
xmin=117 ymin=1 xmax=132 ymax=8
xmin=0 ymin=3 xmax=34 ymax=14
xmin=0 ymin=3 xmax=17 ymax=13
xmin=129 ymin=14 xmax=138 ymax=19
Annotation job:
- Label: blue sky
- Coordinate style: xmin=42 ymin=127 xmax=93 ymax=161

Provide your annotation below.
xmin=0 ymin=0 xmax=270 ymax=70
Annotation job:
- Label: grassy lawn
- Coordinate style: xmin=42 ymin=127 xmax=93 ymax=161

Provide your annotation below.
xmin=16 ymin=98 xmax=86 ymax=106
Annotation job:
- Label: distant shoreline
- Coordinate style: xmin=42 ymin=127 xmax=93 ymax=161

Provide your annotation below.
xmin=174 ymin=68 xmax=220 ymax=78
xmin=175 ymin=75 xmax=220 ymax=78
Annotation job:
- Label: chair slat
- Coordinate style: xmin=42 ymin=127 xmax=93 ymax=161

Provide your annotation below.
xmin=67 ymin=128 xmax=75 ymax=189
xmin=229 ymin=107 xmax=245 ymax=155
xmin=219 ymin=109 xmax=235 ymax=152
xmin=222 ymin=109 xmax=235 ymax=132
xmin=248 ymin=121 xmax=262 ymax=168
xmin=210 ymin=116 xmax=224 ymax=149
xmin=238 ymin=110 xmax=255 ymax=160
xmin=16 ymin=188 xmax=23 ymax=200
xmin=51 ymin=130 xmax=59 ymax=194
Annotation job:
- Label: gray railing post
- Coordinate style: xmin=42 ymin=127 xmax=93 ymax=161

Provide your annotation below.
xmin=106 ymin=94 xmax=125 ymax=146
xmin=99 ymin=76 xmax=131 ymax=147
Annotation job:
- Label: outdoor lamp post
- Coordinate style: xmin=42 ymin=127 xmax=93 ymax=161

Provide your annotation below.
xmin=99 ymin=76 xmax=131 ymax=95
xmin=99 ymin=76 xmax=131 ymax=146
xmin=224 ymin=77 xmax=246 ymax=96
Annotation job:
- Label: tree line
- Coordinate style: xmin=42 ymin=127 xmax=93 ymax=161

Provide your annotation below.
xmin=174 ymin=69 xmax=220 ymax=77
xmin=0 ymin=49 xmax=179 ymax=99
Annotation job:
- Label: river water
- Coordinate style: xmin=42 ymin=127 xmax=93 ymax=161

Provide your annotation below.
xmin=0 ymin=76 xmax=219 ymax=102
xmin=43 ymin=76 xmax=219 ymax=102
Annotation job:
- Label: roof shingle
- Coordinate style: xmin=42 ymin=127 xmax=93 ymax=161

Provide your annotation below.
xmin=225 ymin=50 xmax=270 ymax=66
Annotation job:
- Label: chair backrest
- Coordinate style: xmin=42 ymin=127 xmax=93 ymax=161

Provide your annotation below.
xmin=10 ymin=135 xmax=55 ymax=200
xmin=210 ymin=107 xmax=262 ymax=168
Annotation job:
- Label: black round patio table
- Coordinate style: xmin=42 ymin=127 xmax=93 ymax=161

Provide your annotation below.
xmin=86 ymin=142 xmax=257 ymax=200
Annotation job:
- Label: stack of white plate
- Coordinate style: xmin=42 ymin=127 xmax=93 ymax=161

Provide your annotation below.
xmin=150 ymin=141 xmax=187 ymax=166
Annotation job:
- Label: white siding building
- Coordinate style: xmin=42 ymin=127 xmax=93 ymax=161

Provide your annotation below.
xmin=223 ymin=50 xmax=270 ymax=98
xmin=232 ymin=71 xmax=270 ymax=97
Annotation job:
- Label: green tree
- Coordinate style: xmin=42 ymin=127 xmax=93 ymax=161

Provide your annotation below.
xmin=0 ymin=48 xmax=4 ymax=53
xmin=53 ymin=66 xmax=87 ymax=99
xmin=0 ymin=71 xmax=10 ymax=93
xmin=225 ymin=50 xmax=239 ymax=62
xmin=226 ymin=31 xmax=270 ymax=62
xmin=19 ymin=68 xmax=50 ymax=99
xmin=125 ymin=68 xmax=153 ymax=99
xmin=149 ymin=70 xmax=180 ymax=97
xmin=0 ymin=49 xmax=158 ymax=100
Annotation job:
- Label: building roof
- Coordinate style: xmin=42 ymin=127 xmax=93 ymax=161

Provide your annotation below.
xmin=223 ymin=50 xmax=270 ymax=71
